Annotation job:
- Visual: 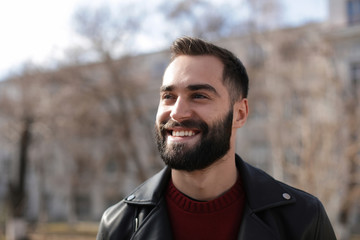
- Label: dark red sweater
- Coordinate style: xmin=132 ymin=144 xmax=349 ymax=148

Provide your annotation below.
xmin=166 ymin=177 xmax=245 ymax=240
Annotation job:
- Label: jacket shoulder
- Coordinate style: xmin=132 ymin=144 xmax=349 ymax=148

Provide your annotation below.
xmin=237 ymin=156 xmax=336 ymax=239
xmin=97 ymin=200 xmax=136 ymax=240
xmin=96 ymin=166 xmax=171 ymax=240
xmin=239 ymin=157 xmax=323 ymax=210
xmin=274 ymin=181 xmax=336 ymax=239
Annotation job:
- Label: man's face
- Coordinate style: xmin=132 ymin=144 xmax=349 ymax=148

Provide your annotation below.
xmin=155 ymin=55 xmax=234 ymax=171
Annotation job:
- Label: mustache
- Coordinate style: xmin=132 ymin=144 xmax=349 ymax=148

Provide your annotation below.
xmin=160 ymin=119 xmax=208 ymax=132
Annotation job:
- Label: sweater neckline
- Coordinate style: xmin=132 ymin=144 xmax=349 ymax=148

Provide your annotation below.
xmin=166 ymin=177 xmax=243 ymax=213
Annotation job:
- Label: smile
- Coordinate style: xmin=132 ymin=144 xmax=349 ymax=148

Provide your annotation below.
xmin=171 ymin=130 xmax=196 ymax=137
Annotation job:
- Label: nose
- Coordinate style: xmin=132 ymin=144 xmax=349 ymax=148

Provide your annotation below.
xmin=170 ymin=97 xmax=192 ymax=121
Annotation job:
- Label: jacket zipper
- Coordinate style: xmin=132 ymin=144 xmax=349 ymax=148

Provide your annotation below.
xmin=135 ymin=217 xmax=139 ymax=231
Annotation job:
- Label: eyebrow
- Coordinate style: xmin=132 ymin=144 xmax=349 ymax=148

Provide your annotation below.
xmin=160 ymin=84 xmax=220 ymax=96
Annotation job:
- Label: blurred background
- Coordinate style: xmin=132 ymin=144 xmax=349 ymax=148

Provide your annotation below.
xmin=0 ymin=0 xmax=359 ymax=239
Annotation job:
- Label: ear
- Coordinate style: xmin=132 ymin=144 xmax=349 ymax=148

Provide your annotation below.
xmin=232 ymin=98 xmax=249 ymax=129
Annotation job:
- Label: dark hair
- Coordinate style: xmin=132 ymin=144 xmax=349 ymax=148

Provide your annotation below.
xmin=170 ymin=36 xmax=249 ymax=102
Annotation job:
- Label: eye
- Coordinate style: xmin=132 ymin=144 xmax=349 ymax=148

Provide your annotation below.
xmin=161 ymin=93 xmax=176 ymax=103
xmin=161 ymin=93 xmax=172 ymax=99
xmin=192 ymin=93 xmax=208 ymax=99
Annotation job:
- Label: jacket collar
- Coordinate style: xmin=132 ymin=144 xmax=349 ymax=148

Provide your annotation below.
xmin=236 ymin=155 xmax=296 ymax=212
xmin=125 ymin=154 xmax=296 ymax=211
xmin=124 ymin=166 xmax=171 ymax=205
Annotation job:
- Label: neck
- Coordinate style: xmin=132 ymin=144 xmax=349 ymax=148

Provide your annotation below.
xmin=171 ymin=150 xmax=237 ymax=201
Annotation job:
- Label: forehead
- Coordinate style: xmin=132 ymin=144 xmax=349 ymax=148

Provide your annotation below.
xmin=162 ymin=55 xmax=225 ymax=91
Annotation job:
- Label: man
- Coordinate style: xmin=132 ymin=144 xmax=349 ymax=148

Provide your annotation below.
xmin=97 ymin=37 xmax=336 ymax=240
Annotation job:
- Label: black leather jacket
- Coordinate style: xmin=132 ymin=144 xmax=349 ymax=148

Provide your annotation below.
xmin=97 ymin=155 xmax=336 ymax=240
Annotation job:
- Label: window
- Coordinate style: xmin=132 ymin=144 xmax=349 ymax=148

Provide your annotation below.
xmin=250 ymin=102 xmax=268 ymax=120
xmin=152 ymin=61 xmax=168 ymax=79
xmin=76 ymin=158 xmax=92 ymax=183
xmin=248 ymin=142 xmax=270 ymax=171
xmin=351 ymin=62 xmax=360 ymax=87
xmin=105 ymin=158 xmax=118 ymax=174
xmin=105 ymin=158 xmax=120 ymax=182
xmin=347 ymin=0 xmax=360 ymax=25
xmin=283 ymin=94 xmax=303 ymax=119
xmin=75 ymin=194 xmax=91 ymax=220
xmin=246 ymin=41 xmax=265 ymax=68
xmin=350 ymin=62 xmax=360 ymax=97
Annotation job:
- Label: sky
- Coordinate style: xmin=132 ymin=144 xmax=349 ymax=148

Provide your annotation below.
xmin=0 ymin=0 xmax=328 ymax=81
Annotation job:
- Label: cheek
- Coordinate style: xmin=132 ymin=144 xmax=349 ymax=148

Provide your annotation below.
xmin=155 ymin=113 xmax=161 ymax=126
xmin=156 ymin=106 xmax=168 ymax=124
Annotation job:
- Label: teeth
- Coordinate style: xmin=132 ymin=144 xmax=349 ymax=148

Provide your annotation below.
xmin=172 ymin=130 xmax=195 ymax=137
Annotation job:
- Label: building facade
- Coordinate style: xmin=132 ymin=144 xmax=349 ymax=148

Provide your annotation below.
xmin=0 ymin=0 xmax=359 ymax=238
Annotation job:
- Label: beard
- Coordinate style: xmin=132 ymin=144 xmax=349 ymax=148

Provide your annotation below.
xmin=154 ymin=109 xmax=233 ymax=172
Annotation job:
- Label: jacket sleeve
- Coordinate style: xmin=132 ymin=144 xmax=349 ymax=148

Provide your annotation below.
xmin=96 ymin=201 xmax=136 ymax=240
xmin=96 ymin=216 xmax=107 ymax=240
xmin=309 ymin=200 xmax=337 ymax=240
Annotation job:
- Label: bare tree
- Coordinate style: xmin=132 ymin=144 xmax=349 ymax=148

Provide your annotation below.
xmin=70 ymin=4 xmax=155 ymax=183
xmin=159 ymin=0 xmax=235 ymax=40
xmin=0 ymin=2 xmax=163 ymax=226
xmin=159 ymin=0 xmax=283 ymax=41
xmin=246 ymin=0 xmax=283 ymax=31
xmin=244 ymin=25 xmax=360 ymax=239
xmin=336 ymin=62 xmax=360 ymax=239
xmin=0 ymin=65 xmax=47 ymax=239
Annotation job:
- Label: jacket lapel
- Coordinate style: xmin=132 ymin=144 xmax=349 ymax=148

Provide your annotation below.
xmin=236 ymin=156 xmax=296 ymax=211
xmin=236 ymin=156 xmax=296 ymax=240
xmin=126 ymin=156 xmax=297 ymax=240
xmin=131 ymin=198 xmax=173 ymax=240
xmin=125 ymin=168 xmax=173 ymax=240
xmin=238 ymin=205 xmax=279 ymax=240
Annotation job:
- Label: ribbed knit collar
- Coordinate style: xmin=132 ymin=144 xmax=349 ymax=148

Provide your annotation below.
xmin=166 ymin=176 xmax=243 ymax=213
